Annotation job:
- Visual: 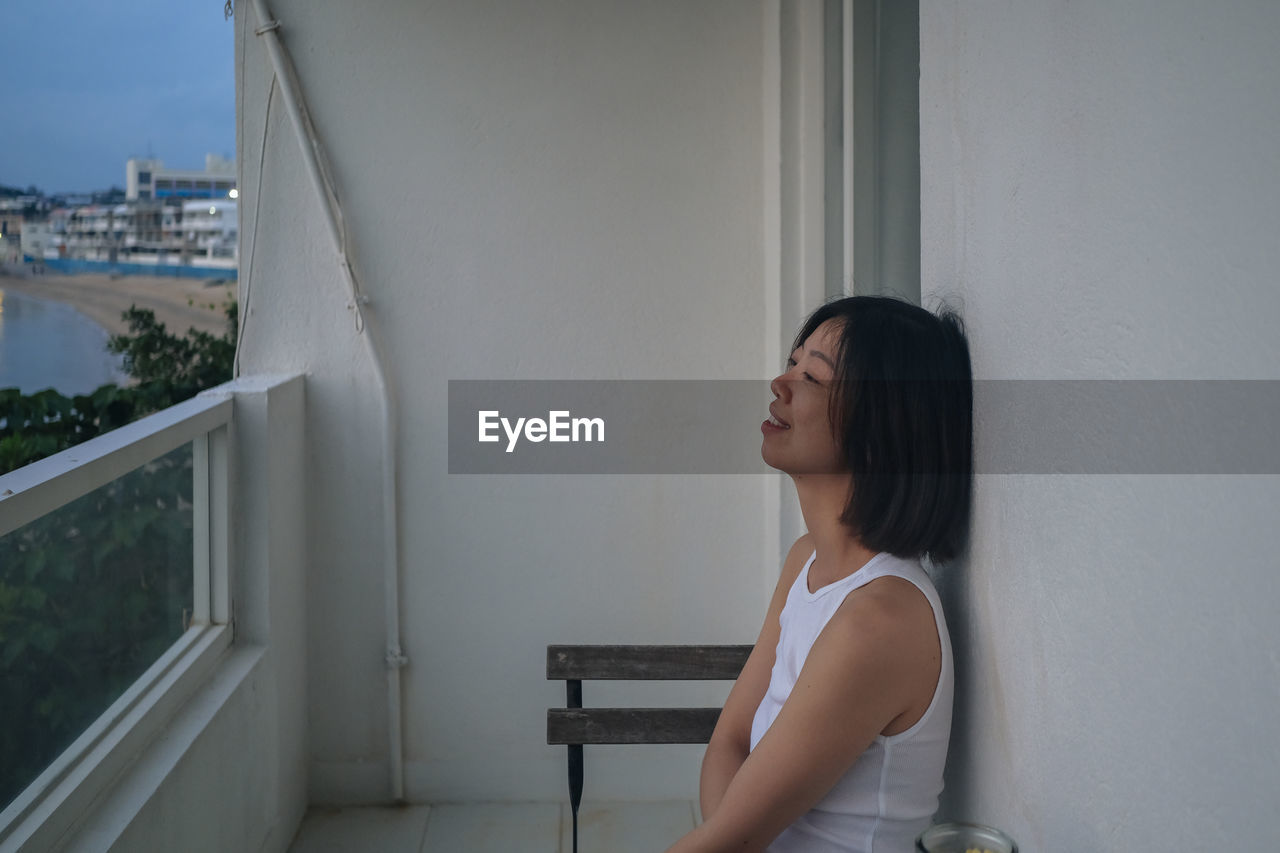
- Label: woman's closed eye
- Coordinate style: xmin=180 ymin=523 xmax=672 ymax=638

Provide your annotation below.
xmin=786 ymin=357 xmax=824 ymax=385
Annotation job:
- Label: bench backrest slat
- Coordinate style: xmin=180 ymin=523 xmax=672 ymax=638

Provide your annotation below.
xmin=548 ymin=707 xmax=723 ymax=745
xmin=546 ymin=644 xmax=752 ymax=682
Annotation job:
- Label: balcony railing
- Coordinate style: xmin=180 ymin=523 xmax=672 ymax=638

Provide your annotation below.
xmin=0 ymin=391 xmax=233 ymax=850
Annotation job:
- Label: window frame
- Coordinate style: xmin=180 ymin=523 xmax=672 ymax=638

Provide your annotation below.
xmin=0 ymin=392 xmax=234 ymax=849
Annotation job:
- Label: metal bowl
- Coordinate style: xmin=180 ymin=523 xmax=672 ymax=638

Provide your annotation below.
xmin=915 ymin=821 xmax=1018 ymax=853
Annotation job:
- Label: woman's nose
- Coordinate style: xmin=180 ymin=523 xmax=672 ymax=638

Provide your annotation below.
xmin=770 ymin=372 xmax=791 ymax=400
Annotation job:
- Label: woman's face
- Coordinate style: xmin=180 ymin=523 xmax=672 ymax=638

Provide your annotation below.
xmin=762 ymin=319 xmax=846 ymax=476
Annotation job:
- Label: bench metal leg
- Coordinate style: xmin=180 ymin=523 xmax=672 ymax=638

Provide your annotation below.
xmin=567 ymin=680 xmax=583 ymax=853
xmin=569 ymin=743 xmax=583 ymax=853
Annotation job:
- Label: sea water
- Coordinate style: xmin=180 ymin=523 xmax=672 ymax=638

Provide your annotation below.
xmin=0 ymin=287 xmax=127 ymax=395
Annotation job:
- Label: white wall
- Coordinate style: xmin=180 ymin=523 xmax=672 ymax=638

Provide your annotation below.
xmin=237 ymin=1 xmax=796 ymax=803
xmin=921 ymin=1 xmax=1280 ymax=847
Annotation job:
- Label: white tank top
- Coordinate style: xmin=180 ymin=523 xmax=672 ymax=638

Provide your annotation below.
xmin=749 ymin=550 xmax=954 ymax=853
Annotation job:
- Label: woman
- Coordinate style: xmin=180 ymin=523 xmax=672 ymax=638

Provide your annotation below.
xmin=668 ymin=295 xmax=973 ymax=852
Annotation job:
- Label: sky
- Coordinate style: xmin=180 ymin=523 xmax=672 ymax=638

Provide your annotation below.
xmin=1 ymin=0 xmax=236 ymax=195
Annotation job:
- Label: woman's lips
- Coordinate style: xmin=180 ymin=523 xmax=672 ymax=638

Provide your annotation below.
xmin=762 ymin=412 xmax=791 ymax=434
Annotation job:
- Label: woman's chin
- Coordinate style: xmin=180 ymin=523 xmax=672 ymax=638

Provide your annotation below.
xmin=760 ymin=443 xmax=781 ymax=471
xmin=761 ymin=446 xmax=847 ymax=479
xmin=760 ymin=446 xmax=798 ymax=477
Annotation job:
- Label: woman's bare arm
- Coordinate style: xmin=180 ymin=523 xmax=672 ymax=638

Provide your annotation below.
xmin=698 ymin=534 xmax=813 ymax=821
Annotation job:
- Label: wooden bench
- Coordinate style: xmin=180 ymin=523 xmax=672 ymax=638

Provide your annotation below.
xmin=546 ymin=644 xmax=753 ymax=853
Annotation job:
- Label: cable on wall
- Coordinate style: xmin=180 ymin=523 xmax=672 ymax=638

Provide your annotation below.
xmin=233 ymin=75 xmax=274 ymax=379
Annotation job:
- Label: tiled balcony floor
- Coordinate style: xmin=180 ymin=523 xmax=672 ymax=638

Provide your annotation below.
xmin=288 ymin=800 xmax=698 ymax=852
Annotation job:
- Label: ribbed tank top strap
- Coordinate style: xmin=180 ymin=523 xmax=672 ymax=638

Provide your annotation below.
xmin=796 ymin=550 xmax=893 ymax=602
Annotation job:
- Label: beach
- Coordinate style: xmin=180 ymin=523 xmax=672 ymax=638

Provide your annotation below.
xmin=0 ymin=264 xmax=236 ymax=339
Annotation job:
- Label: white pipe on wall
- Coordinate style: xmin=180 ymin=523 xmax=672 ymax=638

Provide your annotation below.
xmin=249 ymin=0 xmax=409 ymax=802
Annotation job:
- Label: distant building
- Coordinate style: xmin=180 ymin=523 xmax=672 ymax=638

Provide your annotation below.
xmin=9 ymin=157 xmax=238 ymax=275
xmin=20 ymin=221 xmax=51 ymax=264
xmin=181 ymin=199 xmax=238 ymax=260
xmin=0 ymin=197 xmax=41 ymax=239
xmin=0 ymin=206 xmax=22 ymax=240
xmin=44 ymin=198 xmax=236 ymax=269
xmin=36 ymin=195 xmax=238 ymax=272
xmin=126 ymin=154 xmax=236 ymax=201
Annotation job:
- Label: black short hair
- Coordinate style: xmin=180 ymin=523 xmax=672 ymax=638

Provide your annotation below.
xmin=790 ymin=295 xmax=973 ymax=563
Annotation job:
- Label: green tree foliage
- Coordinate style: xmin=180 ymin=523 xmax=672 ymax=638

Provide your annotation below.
xmin=107 ymin=304 xmax=237 ymax=396
xmin=0 ymin=301 xmax=235 ymax=810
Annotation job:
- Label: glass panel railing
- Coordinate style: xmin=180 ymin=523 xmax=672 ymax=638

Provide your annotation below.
xmin=0 ymin=442 xmax=194 ymax=811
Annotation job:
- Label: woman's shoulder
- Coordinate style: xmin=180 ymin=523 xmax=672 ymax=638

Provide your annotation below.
xmin=825 ymin=566 xmax=941 ymax=685
xmin=777 ymin=533 xmax=815 ymax=591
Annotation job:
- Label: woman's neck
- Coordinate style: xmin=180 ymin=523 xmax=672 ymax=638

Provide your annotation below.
xmin=793 ymin=473 xmax=879 ymax=588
